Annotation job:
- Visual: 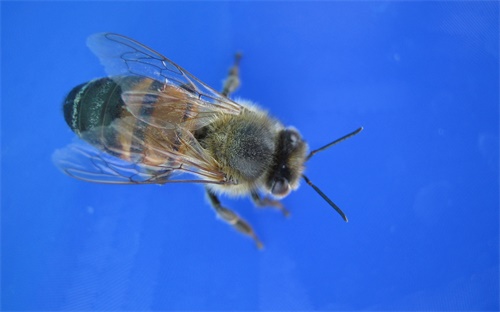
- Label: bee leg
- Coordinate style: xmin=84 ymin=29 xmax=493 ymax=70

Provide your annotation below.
xmin=206 ymin=189 xmax=263 ymax=249
xmin=251 ymin=191 xmax=290 ymax=217
xmin=221 ymin=52 xmax=242 ymax=97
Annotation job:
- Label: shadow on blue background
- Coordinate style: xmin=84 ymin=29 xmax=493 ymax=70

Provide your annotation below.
xmin=2 ymin=2 xmax=499 ymax=310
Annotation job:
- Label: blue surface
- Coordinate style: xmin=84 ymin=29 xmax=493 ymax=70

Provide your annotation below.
xmin=2 ymin=2 xmax=499 ymax=310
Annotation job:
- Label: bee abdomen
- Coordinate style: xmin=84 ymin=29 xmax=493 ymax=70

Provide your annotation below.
xmin=63 ymin=78 xmax=124 ymax=135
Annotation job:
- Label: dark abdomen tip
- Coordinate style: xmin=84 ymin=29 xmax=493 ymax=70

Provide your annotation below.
xmin=62 ymin=78 xmax=123 ymax=134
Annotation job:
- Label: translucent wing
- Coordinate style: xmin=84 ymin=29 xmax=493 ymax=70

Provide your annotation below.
xmin=53 ymin=139 xmax=170 ymax=184
xmin=55 ymin=33 xmax=242 ymax=186
xmin=119 ymin=84 xmax=228 ymax=131
xmin=53 ymin=126 xmax=233 ymax=185
xmin=86 ymin=32 xmax=242 ymax=116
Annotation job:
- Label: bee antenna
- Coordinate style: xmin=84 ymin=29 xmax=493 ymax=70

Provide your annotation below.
xmin=302 ymin=174 xmax=348 ymax=222
xmin=306 ymin=127 xmax=363 ymax=161
xmin=302 ymin=127 xmax=363 ymax=221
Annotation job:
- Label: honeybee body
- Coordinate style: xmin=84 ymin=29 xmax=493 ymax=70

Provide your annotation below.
xmin=64 ymin=75 xmax=306 ymax=196
xmin=56 ymin=33 xmax=360 ymax=248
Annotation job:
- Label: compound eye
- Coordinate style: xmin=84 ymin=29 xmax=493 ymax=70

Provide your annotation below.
xmin=271 ymin=178 xmax=290 ymax=197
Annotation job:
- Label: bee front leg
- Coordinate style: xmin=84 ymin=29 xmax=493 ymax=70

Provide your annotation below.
xmin=221 ymin=52 xmax=242 ymax=97
xmin=251 ymin=191 xmax=290 ymax=217
xmin=206 ymin=188 xmax=263 ymax=249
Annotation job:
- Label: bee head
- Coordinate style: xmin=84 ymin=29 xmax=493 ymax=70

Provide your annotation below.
xmin=265 ymin=126 xmax=362 ymax=222
xmin=266 ymin=128 xmax=308 ymax=198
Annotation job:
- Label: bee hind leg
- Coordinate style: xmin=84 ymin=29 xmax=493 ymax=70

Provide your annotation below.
xmin=251 ymin=191 xmax=290 ymax=217
xmin=206 ymin=188 xmax=263 ymax=249
xmin=221 ymin=52 xmax=242 ymax=97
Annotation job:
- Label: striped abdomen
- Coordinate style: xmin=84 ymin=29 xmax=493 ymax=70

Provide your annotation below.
xmin=63 ymin=76 xmax=196 ymax=167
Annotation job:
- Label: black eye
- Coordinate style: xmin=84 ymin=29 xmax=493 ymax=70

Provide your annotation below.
xmin=271 ymin=178 xmax=290 ymax=197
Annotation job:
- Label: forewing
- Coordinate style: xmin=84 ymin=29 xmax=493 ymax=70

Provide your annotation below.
xmin=53 ymin=135 xmax=228 ymax=185
xmin=86 ymin=33 xmax=241 ymax=115
xmin=55 ymin=33 xmax=241 ymax=186
xmin=120 ymin=88 xmax=223 ymax=131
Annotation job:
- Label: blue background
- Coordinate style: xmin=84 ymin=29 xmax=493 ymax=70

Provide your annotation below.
xmin=2 ymin=2 xmax=498 ymax=310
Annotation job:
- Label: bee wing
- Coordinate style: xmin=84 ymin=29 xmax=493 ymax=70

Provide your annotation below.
xmin=56 ymin=33 xmax=240 ymax=186
xmin=86 ymin=33 xmax=241 ymax=115
xmin=119 ymin=88 xmax=224 ymax=130
xmin=53 ymin=139 xmax=167 ymax=184
xmin=53 ymin=135 xmax=229 ymax=185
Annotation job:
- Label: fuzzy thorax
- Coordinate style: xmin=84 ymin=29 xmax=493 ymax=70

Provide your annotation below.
xmin=198 ymin=100 xmax=308 ymax=198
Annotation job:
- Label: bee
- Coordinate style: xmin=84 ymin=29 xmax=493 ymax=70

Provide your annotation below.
xmin=54 ymin=33 xmax=362 ymax=249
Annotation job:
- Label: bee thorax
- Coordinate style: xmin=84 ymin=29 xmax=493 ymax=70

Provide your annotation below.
xmin=197 ymin=111 xmax=278 ymax=186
